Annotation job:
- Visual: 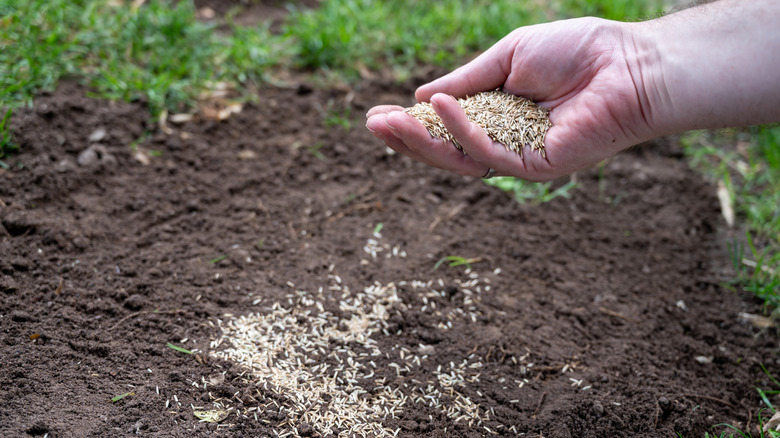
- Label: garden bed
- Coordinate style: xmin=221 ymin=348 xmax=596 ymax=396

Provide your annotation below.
xmin=0 ymin=79 xmax=774 ymax=437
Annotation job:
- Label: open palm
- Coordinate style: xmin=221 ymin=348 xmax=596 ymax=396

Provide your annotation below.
xmin=367 ymin=18 xmax=654 ymax=181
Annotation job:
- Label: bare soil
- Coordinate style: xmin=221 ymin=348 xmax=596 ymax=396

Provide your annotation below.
xmin=0 ymin=77 xmax=777 ymax=437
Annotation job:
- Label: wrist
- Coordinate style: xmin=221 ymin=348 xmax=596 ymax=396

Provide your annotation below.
xmin=628 ymin=0 xmax=780 ymax=134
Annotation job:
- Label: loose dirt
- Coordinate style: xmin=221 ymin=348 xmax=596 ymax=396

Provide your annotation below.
xmin=1 ymin=79 xmax=777 ymax=437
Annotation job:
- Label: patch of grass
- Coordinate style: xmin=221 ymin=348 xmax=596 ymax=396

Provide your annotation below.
xmin=282 ymin=0 xmax=665 ymax=79
xmin=484 ymin=176 xmax=577 ymax=204
xmin=283 ymin=0 xmax=538 ymax=78
xmin=708 ymin=410 xmax=780 ymax=438
xmin=728 ymin=232 xmax=780 ymax=315
xmin=683 ymin=125 xmax=780 ymax=316
xmin=0 ymin=108 xmax=16 ymax=169
xmin=758 ymin=363 xmax=780 ymax=413
xmin=556 ymin=0 xmax=665 ymax=21
xmin=0 ymin=0 xmax=283 ymax=117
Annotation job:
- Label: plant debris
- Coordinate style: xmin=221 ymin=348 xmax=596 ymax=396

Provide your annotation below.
xmin=193 ymin=409 xmax=229 ymax=423
xmin=405 ymin=90 xmax=551 ymax=157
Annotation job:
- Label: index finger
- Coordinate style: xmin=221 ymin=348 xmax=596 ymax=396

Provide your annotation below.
xmin=366 ymin=105 xmax=406 ymax=118
xmin=415 ymin=33 xmax=515 ymax=102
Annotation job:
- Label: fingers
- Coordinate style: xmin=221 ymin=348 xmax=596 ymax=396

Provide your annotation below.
xmin=365 ymin=108 xmax=488 ymax=177
xmin=366 ymin=105 xmax=405 ymax=118
xmin=430 ymin=93 xmax=558 ymax=182
xmin=415 ymin=35 xmax=515 ymax=102
xmin=366 ymin=97 xmax=562 ymax=181
xmin=366 ymin=112 xmax=438 ymax=167
xmin=429 ymin=94 xmax=517 ymax=176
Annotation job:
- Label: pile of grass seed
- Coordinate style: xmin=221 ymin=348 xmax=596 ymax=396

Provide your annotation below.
xmin=405 ymin=90 xmax=551 ymax=157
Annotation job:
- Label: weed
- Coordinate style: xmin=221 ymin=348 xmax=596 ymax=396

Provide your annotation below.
xmin=433 ymin=255 xmax=480 ymax=271
xmin=110 ymin=392 xmax=135 ymax=403
xmin=307 ymin=143 xmax=326 ymax=160
xmin=484 ymin=176 xmax=577 ymax=204
xmin=209 ymin=255 xmax=228 ymax=264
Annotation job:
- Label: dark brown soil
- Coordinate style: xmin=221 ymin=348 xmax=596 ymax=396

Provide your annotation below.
xmin=1 ymin=77 xmax=777 ymax=438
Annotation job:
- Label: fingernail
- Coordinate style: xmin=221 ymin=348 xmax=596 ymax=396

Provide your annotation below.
xmin=430 ymin=93 xmax=449 ymax=111
xmin=365 ymin=115 xmax=380 ymax=133
xmin=384 ymin=121 xmax=400 ymax=135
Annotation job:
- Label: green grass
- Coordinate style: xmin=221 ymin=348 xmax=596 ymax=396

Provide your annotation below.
xmin=682 ymin=125 xmax=780 ymax=317
xmin=209 ymin=254 xmax=228 ymax=264
xmin=110 ymin=391 xmax=135 ymax=403
xmin=433 ymin=255 xmax=480 ymax=271
xmin=2 ymin=0 xmax=777 ymax=435
xmin=677 ymin=364 xmax=780 ymax=437
xmin=556 ymin=0 xmax=665 ymax=21
xmin=484 ymin=176 xmax=577 ymax=204
xmin=281 ymin=0 xmax=664 ymax=81
xmin=0 ymin=108 xmax=16 ymax=169
xmin=699 ymin=364 xmax=780 ymax=437
xmin=0 ymin=0 xmax=664 ymax=160
xmin=0 ymin=0 xmax=283 ymax=116
xmin=165 ymin=342 xmax=193 ymax=354
xmin=283 ymin=0 xmax=537 ymax=80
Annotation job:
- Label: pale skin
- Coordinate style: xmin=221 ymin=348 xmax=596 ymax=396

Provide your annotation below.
xmin=365 ymin=0 xmax=780 ymax=182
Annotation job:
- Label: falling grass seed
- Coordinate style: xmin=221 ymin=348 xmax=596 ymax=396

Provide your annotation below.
xmin=405 ymin=90 xmax=551 ymax=157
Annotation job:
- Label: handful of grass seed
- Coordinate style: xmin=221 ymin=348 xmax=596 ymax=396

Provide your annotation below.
xmin=405 ymin=90 xmax=551 ymax=157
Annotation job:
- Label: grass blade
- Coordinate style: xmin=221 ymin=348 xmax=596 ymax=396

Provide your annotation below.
xmin=166 ymin=342 xmax=192 ymax=354
xmin=111 ymin=392 xmax=134 ymax=403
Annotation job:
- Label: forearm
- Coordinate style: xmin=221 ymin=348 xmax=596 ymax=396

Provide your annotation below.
xmin=628 ymin=0 xmax=780 ymax=134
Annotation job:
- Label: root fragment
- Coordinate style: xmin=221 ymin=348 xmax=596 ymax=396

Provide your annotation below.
xmin=405 ymin=90 xmax=552 ymax=157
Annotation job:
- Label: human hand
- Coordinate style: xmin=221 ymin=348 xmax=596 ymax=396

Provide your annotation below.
xmin=366 ymin=17 xmax=655 ymax=182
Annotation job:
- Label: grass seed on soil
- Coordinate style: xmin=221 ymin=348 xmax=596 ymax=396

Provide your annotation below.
xmin=0 ymin=80 xmax=774 ymax=437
